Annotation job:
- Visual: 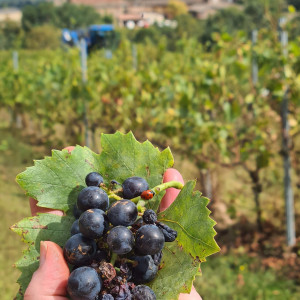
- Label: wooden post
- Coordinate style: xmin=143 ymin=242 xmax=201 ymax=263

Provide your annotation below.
xmin=13 ymin=51 xmax=19 ymax=72
xmin=80 ymin=39 xmax=90 ymax=148
xmin=279 ymin=22 xmax=296 ymax=246
xmin=251 ymin=30 xmax=258 ymax=86
xmin=132 ymin=44 xmax=137 ymax=70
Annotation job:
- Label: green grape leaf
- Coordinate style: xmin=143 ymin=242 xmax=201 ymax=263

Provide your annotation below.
xmin=158 ymin=181 xmax=220 ymax=260
xmin=16 ymin=146 xmax=98 ymax=212
xmin=12 ymin=131 xmax=219 ymax=299
xmin=148 ymin=242 xmax=201 ymax=300
xmin=11 ymin=214 xmax=73 ymax=299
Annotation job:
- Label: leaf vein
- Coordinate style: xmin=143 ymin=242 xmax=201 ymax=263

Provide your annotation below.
xmin=159 ymin=218 xmax=217 ymax=251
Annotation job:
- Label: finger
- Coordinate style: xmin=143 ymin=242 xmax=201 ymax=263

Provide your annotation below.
xmin=64 ymin=146 xmax=75 ymax=153
xmin=24 ymin=241 xmax=69 ymax=300
xmin=179 ymin=286 xmax=202 ymax=300
xmin=159 ymin=168 xmax=184 ymax=212
xmin=29 ymin=146 xmax=75 ymax=217
xmin=29 ymin=198 xmax=64 ymax=217
xmin=160 ymin=170 xmax=202 ymax=300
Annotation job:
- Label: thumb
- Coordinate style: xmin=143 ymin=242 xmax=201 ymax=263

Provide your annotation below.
xmin=179 ymin=286 xmax=202 ymax=300
xmin=160 ymin=169 xmax=202 ymax=300
xmin=24 ymin=241 xmax=69 ymax=300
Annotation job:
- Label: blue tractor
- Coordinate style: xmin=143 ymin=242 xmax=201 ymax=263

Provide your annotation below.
xmin=62 ymin=24 xmax=118 ymax=52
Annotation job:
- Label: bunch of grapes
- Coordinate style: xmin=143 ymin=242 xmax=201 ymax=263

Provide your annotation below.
xmin=64 ymin=172 xmax=178 ymax=300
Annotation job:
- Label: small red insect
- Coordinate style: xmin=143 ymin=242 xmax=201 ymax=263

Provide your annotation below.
xmin=141 ymin=190 xmax=155 ymax=200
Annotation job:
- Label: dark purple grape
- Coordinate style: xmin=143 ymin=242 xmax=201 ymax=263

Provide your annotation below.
xmin=107 ymin=226 xmax=134 ymax=255
xmin=132 ymin=255 xmax=158 ymax=284
xmin=107 ymin=200 xmax=138 ymax=227
xmin=132 ymin=285 xmax=156 ymax=300
xmin=67 ymin=266 xmax=102 ymax=300
xmin=73 ymin=204 xmax=84 ymax=219
xmin=111 ymin=280 xmax=132 ymax=300
xmin=142 ymin=209 xmax=157 ymax=224
xmin=135 ymin=225 xmax=164 ymax=255
xmin=122 ymin=177 xmax=149 ymax=199
xmin=152 ymin=250 xmax=163 ymax=266
xmin=79 ymin=209 xmax=108 ymax=239
xmin=70 ymin=219 xmax=80 ymax=236
xmin=77 ymin=186 xmax=109 ymax=211
xmin=156 ymin=222 xmax=177 ymax=242
xmin=101 ymin=295 xmax=114 ymax=300
xmin=86 ymin=172 xmax=104 ymax=187
xmin=63 ymin=233 xmax=96 ymax=266
xmin=93 ymin=248 xmax=109 ymax=263
xmin=119 ymin=263 xmax=132 ymax=281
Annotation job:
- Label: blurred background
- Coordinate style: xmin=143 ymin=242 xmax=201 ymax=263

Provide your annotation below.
xmin=1 ymin=0 xmax=300 ymax=299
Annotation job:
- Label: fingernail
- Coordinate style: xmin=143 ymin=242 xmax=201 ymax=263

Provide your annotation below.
xmin=39 ymin=241 xmax=48 ymax=267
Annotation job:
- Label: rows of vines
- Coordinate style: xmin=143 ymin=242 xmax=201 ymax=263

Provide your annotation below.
xmin=1 ymin=32 xmax=300 ymax=232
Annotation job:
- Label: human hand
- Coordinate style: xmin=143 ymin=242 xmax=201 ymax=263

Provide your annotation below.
xmin=160 ymin=169 xmax=202 ymax=300
xmin=25 ymin=148 xmax=201 ymax=299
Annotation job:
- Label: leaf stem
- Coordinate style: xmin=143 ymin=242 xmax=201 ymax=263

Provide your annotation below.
xmin=131 ymin=181 xmax=184 ymax=204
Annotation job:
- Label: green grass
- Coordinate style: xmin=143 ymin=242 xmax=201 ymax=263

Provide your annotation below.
xmin=0 ymin=129 xmax=42 ymax=299
xmin=195 ymin=253 xmax=300 ymax=300
xmin=1 ymin=129 xmax=300 ymax=299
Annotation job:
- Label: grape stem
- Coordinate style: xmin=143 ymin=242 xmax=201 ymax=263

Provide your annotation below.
xmin=107 ymin=192 xmax=122 ymax=201
xmin=131 ymin=180 xmax=184 ymax=204
xmin=105 ymin=180 xmax=184 ymax=203
xmin=110 ymin=253 xmax=118 ymax=266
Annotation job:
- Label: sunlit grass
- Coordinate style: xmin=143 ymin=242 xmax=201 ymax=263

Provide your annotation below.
xmin=195 ymin=253 xmax=300 ymax=300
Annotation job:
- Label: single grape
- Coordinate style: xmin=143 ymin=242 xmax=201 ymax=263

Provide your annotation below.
xmin=107 ymin=200 xmax=138 ymax=226
xmin=86 ymin=172 xmax=104 ymax=187
xmin=122 ymin=177 xmax=149 ymax=199
xmin=107 ymin=226 xmax=134 ymax=255
xmin=132 ymin=285 xmax=156 ymax=300
xmin=79 ymin=209 xmax=108 ymax=239
xmin=73 ymin=204 xmax=84 ymax=219
xmin=135 ymin=224 xmax=164 ymax=255
xmin=142 ymin=209 xmax=157 ymax=224
xmin=111 ymin=280 xmax=132 ymax=300
xmin=70 ymin=219 xmax=80 ymax=236
xmin=63 ymin=233 xmax=96 ymax=266
xmin=101 ymin=294 xmax=114 ymax=300
xmin=156 ymin=222 xmax=178 ymax=242
xmin=132 ymin=255 xmax=158 ymax=284
xmin=77 ymin=186 xmax=109 ymax=211
xmin=67 ymin=266 xmax=102 ymax=300
xmin=152 ymin=250 xmax=163 ymax=266
xmin=119 ymin=263 xmax=132 ymax=281
xmin=93 ymin=248 xmax=109 ymax=263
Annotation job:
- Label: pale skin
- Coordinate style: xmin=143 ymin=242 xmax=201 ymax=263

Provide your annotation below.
xmin=24 ymin=147 xmax=202 ymax=300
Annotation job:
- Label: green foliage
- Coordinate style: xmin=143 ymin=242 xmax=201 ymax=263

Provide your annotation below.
xmin=159 ymin=181 xmax=219 ymax=260
xmin=165 ymin=0 xmax=188 ymax=19
xmin=21 ymin=2 xmax=106 ymax=31
xmin=0 ymin=21 xmax=24 ymax=50
xmin=195 ymin=253 xmax=300 ymax=300
xmin=22 ymin=2 xmax=56 ymax=31
xmin=24 ymin=25 xmax=60 ymax=49
xmin=13 ymin=132 xmax=219 ymax=299
xmin=54 ymin=3 xmax=103 ymax=29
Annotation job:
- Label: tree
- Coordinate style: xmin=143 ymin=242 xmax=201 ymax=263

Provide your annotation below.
xmin=54 ymin=3 xmax=102 ymax=29
xmin=165 ymin=0 xmax=188 ymax=19
xmin=22 ymin=2 xmax=57 ymax=31
xmin=24 ymin=24 xmax=60 ymax=49
xmin=0 ymin=20 xmax=24 ymax=49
